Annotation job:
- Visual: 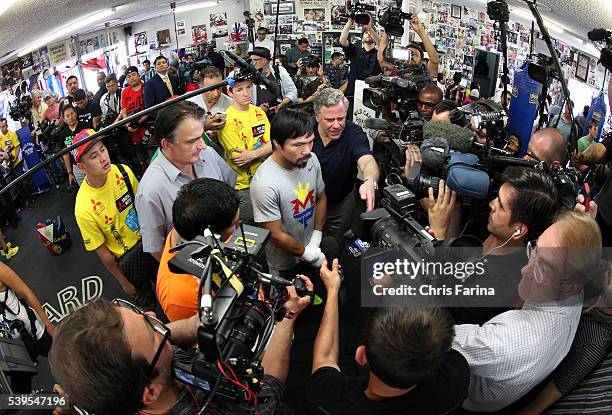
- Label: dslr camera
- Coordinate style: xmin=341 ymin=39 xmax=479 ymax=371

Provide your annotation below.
xmin=347 ymin=1 xmax=376 ymax=25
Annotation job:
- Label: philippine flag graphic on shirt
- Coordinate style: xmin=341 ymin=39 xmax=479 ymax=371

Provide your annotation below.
xmin=291 ymin=182 xmax=316 ymax=229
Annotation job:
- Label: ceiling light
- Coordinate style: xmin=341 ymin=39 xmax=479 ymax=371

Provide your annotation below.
xmin=174 ymin=1 xmax=218 ymax=13
xmin=18 ymin=8 xmax=115 ymax=56
xmin=0 ymin=0 xmax=17 ymax=17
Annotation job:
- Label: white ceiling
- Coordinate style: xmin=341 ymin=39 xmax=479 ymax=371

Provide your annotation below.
xmin=0 ymin=0 xmax=609 ymax=64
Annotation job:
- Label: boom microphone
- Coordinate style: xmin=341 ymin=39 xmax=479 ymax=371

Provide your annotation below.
xmin=588 ymin=28 xmax=611 ymax=42
xmin=420 ymin=137 xmax=450 ymax=173
xmin=423 ymin=121 xmax=474 ymax=153
xmin=224 ymin=50 xmax=280 ymax=97
xmin=364 ymin=118 xmax=395 ymax=130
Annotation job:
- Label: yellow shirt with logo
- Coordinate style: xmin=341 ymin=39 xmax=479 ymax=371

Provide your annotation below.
xmin=0 ymin=130 xmax=20 ymax=166
xmin=218 ymin=105 xmax=270 ymax=190
xmin=75 ymin=164 xmax=141 ymax=258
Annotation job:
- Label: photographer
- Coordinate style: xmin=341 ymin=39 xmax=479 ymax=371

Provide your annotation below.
xmin=49 ymin=282 xmax=312 ymax=414
xmin=339 ymin=13 xmax=381 ymax=101
xmin=245 ymin=47 xmax=297 ymax=112
xmin=295 ymin=57 xmax=330 ymax=102
xmin=377 ymin=14 xmax=439 ymax=78
xmin=324 ymin=52 xmax=348 ymax=92
xmin=430 ymin=99 xmax=459 ymax=123
xmin=524 ymin=127 xmax=567 ymax=169
xmin=157 ymin=178 xmax=240 ymax=321
xmin=307 ymin=259 xmax=469 ymax=414
xmin=285 ymin=38 xmax=313 ymax=77
xmin=251 ymin=108 xmax=327 ymax=276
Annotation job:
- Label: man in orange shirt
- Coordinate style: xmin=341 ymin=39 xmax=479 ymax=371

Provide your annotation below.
xmin=156 ymin=178 xmax=240 ymax=321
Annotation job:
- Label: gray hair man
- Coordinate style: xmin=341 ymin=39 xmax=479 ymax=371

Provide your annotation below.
xmin=312 ymin=88 xmax=379 ymax=241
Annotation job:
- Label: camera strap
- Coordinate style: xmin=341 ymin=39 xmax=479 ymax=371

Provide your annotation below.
xmin=117 ymin=164 xmax=137 ymax=216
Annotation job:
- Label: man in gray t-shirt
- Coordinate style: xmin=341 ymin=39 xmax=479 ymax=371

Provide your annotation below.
xmin=251 ymin=108 xmax=327 ymax=274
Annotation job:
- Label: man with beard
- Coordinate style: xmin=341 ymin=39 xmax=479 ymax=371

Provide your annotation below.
xmin=251 ymin=108 xmax=327 ymax=276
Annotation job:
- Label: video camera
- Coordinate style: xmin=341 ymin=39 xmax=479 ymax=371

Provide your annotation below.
xmin=169 ymin=224 xmax=312 ymax=412
xmin=8 ymin=94 xmax=33 ymax=123
xmin=363 ymin=73 xmax=430 ymax=120
xmin=378 ymin=0 xmax=412 ymax=37
xmin=37 ymin=119 xmax=63 ymax=153
xmin=347 ymin=1 xmax=376 ymax=25
xmin=587 ymin=28 xmax=612 ymax=71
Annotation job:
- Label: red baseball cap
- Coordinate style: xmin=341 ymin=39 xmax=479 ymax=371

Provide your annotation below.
xmin=71 ymin=129 xmax=101 ymax=163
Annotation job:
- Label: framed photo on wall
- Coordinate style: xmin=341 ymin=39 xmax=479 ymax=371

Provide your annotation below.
xmin=576 ymin=52 xmax=589 ymax=82
xmin=451 ymin=5 xmax=462 ymax=19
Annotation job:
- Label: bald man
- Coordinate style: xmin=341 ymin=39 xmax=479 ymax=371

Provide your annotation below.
xmin=524 ymin=128 xmax=567 ymax=169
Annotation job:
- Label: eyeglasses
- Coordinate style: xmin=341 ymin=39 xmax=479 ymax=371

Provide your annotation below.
xmin=112 ymin=299 xmax=171 ymax=377
xmin=526 ymin=240 xmax=545 ymax=283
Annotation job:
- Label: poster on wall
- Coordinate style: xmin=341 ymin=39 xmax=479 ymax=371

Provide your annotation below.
xmin=331 ymin=1 xmax=350 ymax=28
xmin=265 ymin=2 xmax=295 ymax=15
xmin=210 ymin=13 xmax=229 ymax=38
xmin=192 ymin=24 xmax=208 ymax=43
xmin=33 ymin=47 xmax=51 ymax=69
xmin=157 ymin=29 xmax=172 ymax=46
xmin=230 ymin=23 xmax=248 ymax=42
xmin=576 ymin=53 xmax=589 ymax=82
xmin=176 ymin=20 xmax=186 ymax=36
xmin=48 ymin=43 xmax=67 ymax=66
xmin=134 ymin=31 xmax=148 ymax=52
xmin=304 ymin=8 xmax=325 ymax=21
xmin=21 ymin=53 xmax=33 ymax=68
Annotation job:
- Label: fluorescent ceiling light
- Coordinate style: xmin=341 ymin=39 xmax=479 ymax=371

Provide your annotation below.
xmin=0 ymin=0 xmax=17 ymax=17
xmin=174 ymin=1 xmax=218 ymax=13
xmin=511 ymin=8 xmax=564 ymax=34
xmin=19 ymin=8 xmax=115 ymax=56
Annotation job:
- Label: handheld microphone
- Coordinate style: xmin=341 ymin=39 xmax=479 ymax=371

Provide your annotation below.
xmin=587 ymin=28 xmax=611 ymax=42
xmin=423 ymin=121 xmax=474 ymax=153
xmin=320 ymin=237 xmax=347 ymax=305
xmin=224 ymin=50 xmax=280 ymax=97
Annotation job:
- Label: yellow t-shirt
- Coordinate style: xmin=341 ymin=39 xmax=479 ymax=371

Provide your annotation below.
xmin=218 ymin=104 xmax=270 ymax=190
xmin=75 ymin=164 xmax=141 ymax=258
xmin=0 ymin=130 xmax=20 ymax=166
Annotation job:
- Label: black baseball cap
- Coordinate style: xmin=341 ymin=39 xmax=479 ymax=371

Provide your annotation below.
xmin=126 ymin=66 xmax=139 ymax=75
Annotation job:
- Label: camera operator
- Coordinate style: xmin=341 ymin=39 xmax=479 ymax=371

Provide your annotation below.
xmin=157 ymin=178 xmax=240 ymax=321
xmin=245 ymin=47 xmax=297 ymax=113
xmin=339 ymin=13 xmax=381 ymax=102
xmin=73 ymin=88 xmax=102 ymax=130
xmin=307 ymin=259 xmax=469 ymax=415
xmin=251 ymin=108 xmax=326 ymax=276
xmin=285 ymin=38 xmax=313 ymax=77
xmin=312 ymin=88 xmax=378 ymax=241
xmin=416 ymin=84 xmax=443 ymax=121
xmin=573 ymin=134 xmax=612 ymax=248
xmin=135 ymin=101 xmax=236 ymax=261
xmin=218 ymin=70 xmax=272 ymax=222
xmin=430 ymin=99 xmax=459 ymax=123
xmin=454 ymin=211 xmax=600 ymax=413
xmin=524 ymin=127 xmax=567 ymax=169
xmin=49 ymin=283 xmax=312 ymax=415
xmin=377 ymin=14 xmax=439 ymax=78
xmin=427 ymin=167 xmax=559 ymax=325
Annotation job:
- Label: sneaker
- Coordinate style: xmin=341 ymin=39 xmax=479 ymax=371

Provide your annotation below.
xmin=1 ymin=245 xmax=19 ymax=260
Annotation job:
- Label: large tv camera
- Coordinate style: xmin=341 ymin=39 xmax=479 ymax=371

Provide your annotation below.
xmin=587 ymin=28 xmax=612 ymax=71
xmin=346 ymin=1 xmax=376 ymax=25
xmin=37 ymin=119 xmax=63 ymax=153
xmin=8 ymin=93 xmax=33 ymax=123
xmin=363 ymin=73 xmax=431 ymax=120
xmin=378 ymin=0 xmax=412 ymax=37
xmin=168 ymin=224 xmax=311 ymax=412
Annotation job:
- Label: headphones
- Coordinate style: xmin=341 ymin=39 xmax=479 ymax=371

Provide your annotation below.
xmin=514 ymin=228 xmax=521 ymax=236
